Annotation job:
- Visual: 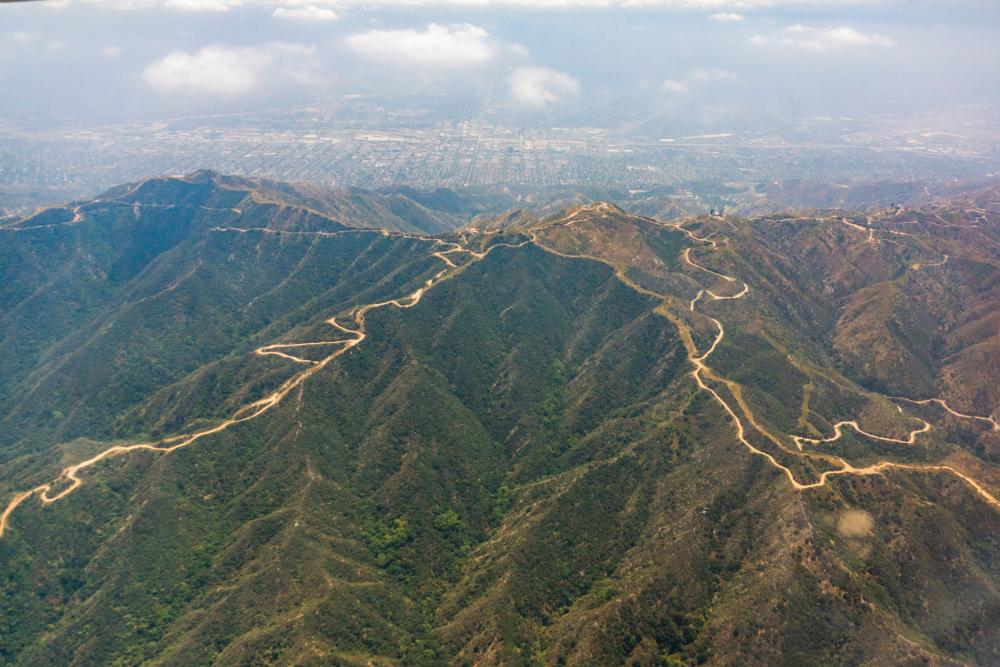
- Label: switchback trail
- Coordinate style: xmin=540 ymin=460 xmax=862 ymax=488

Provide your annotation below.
xmin=0 ymin=205 xmax=85 ymax=232
xmin=3 ymin=206 xmax=999 ymax=539
xmin=529 ymin=209 xmax=1000 ymax=511
xmin=891 ymin=397 xmax=1000 ymax=432
xmin=0 ymin=230 xmax=528 ymax=538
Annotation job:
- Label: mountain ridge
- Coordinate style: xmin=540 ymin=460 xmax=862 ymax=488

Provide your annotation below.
xmin=1 ymin=174 xmax=1000 ymax=665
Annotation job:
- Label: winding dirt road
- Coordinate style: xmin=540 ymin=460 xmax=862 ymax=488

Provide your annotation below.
xmin=792 ymin=418 xmax=932 ymax=451
xmin=530 ymin=208 xmax=1000 ymax=511
xmin=0 ymin=231 xmax=527 ymax=538
xmin=891 ymin=397 xmax=1000 ymax=432
xmin=3 ymin=205 xmax=999 ymax=539
xmin=1 ymin=205 xmax=85 ymax=232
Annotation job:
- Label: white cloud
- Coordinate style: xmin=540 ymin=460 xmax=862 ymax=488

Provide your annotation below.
xmin=143 ymin=43 xmax=316 ymax=95
xmin=6 ymin=32 xmax=37 ymax=45
xmin=309 ymin=0 xmax=863 ymax=7
xmin=358 ymin=0 xmax=711 ymax=4
xmin=509 ymin=66 xmax=580 ymax=108
xmin=663 ymin=67 xmax=734 ymax=94
xmin=752 ymin=24 xmax=895 ymax=50
xmin=347 ymin=23 xmax=495 ymax=68
xmin=82 ymin=0 xmax=244 ymax=10
xmin=824 ymin=26 xmax=894 ymax=46
xmin=163 ymin=0 xmax=242 ymax=8
xmin=103 ymin=45 xmax=123 ymax=58
xmin=75 ymin=0 xmax=895 ymax=13
xmin=4 ymin=32 xmax=67 ymax=52
xmin=273 ymin=4 xmax=338 ymax=20
xmin=690 ymin=67 xmax=734 ymax=82
xmin=709 ymin=12 xmax=744 ymax=21
xmin=82 ymin=0 xmax=343 ymax=12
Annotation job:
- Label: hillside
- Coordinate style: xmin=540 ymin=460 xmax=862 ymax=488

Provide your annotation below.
xmin=0 ymin=171 xmax=502 ymax=460
xmin=1 ymin=176 xmax=999 ymax=665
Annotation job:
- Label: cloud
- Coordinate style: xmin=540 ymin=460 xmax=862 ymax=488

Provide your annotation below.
xmin=822 ymin=26 xmax=894 ymax=46
xmin=663 ymin=67 xmax=734 ymax=93
xmin=347 ymin=24 xmax=495 ymax=68
xmin=351 ymin=0 xmax=711 ymax=4
xmin=82 ymin=0 xmax=244 ymax=10
xmin=690 ymin=67 xmax=734 ymax=82
xmin=75 ymin=0 xmax=888 ymax=13
xmin=103 ymin=45 xmax=123 ymax=58
xmin=3 ymin=31 xmax=68 ymax=52
xmin=82 ymin=0 xmax=340 ymax=12
xmin=273 ymin=5 xmax=338 ymax=20
xmin=302 ymin=0 xmax=859 ymax=7
xmin=509 ymin=66 xmax=580 ymax=108
xmin=751 ymin=24 xmax=895 ymax=51
xmin=163 ymin=0 xmax=243 ymax=8
xmin=6 ymin=32 xmax=37 ymax=45
xmin=143 ymin=43 xmax=316 ymax=95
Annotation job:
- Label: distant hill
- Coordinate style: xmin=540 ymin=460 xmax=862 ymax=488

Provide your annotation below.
xmin=95 ymin=169 xmax=490 ymax=235
xmin=0 ymin=171 xmax=501 ymax=461
xmin=1 ymin=175 xmax=999 ymax=665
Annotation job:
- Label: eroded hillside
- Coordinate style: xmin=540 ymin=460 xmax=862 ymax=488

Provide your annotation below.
xmin=1 ymin=176 xmax=999 ymax=665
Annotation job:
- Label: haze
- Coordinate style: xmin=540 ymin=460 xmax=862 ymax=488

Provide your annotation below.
xmin=2 ymin=0 xmax=1000 ymax=127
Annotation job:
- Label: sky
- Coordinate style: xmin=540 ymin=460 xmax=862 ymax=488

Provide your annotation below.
xmin=1 ymin=0 xmax=1000 ymax=131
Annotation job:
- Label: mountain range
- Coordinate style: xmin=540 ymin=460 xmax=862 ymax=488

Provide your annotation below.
xmin=1 ymin=171 xmax=999 ymax=666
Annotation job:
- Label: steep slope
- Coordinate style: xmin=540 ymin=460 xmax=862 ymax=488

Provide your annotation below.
xmin=1 ymin=179 xmax=999 ymax=665
xmin=0 ymin=171 xmax=494 ymax=464
xmin=97 ymin=170 xmax=481 ymax=235
xmin=740 ymin=201 xmax=1000 ymax=420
